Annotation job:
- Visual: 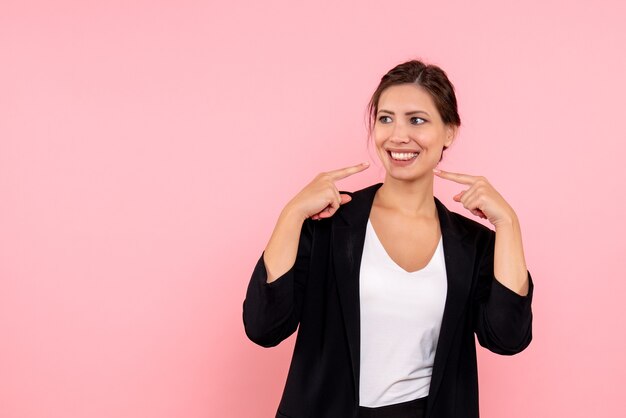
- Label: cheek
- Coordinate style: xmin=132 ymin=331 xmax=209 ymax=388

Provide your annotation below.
xmin=373 ymin=131 xmax=386 ymax=148
xmin=417 ymin=128 xmax=445 ymax=148
xmin=373 ymin=124 xmax=392 ymax=144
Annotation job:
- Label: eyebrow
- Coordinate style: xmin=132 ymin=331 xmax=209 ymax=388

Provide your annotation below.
xmin=377 ymin=109 xmax=431 ymax=117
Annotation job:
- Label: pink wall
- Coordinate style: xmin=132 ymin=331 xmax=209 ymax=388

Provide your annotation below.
xmin=1 ymin=1 xmax=625 ymax=417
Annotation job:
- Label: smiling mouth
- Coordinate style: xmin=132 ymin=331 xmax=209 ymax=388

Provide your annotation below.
xmin=388 ymin=151 xmax=420 ymax=161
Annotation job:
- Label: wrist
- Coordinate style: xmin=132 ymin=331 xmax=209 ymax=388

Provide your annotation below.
xmin=493 ymin=211 xmax=519 ymax=230
xmin=281 ymin=202 xmax=308 ymax=224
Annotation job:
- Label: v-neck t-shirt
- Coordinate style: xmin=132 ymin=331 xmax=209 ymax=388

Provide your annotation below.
xmin=359 ymin=218 xmax=448 ymax=407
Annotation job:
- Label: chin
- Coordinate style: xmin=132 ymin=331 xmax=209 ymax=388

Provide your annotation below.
xmin=385 ymin=166 xmax=433 ymax=181
xmin=386 ymin=172 xmax=422 ymax=182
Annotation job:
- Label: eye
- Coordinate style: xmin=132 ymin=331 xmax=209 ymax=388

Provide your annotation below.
xmin=410 ymin=117 xmax=426 ymax=125
xmin=378 ymin=115 xmax=392 ymax=124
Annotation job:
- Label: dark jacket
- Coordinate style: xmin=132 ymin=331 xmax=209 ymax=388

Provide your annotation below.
xmin=243 ymin=182 xmax=534 ymax=418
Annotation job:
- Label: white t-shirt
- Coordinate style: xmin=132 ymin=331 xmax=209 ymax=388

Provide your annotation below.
xmin=359 ymin=219 xmax=448 ymax=407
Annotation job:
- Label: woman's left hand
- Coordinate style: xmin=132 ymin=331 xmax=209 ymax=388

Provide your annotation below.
xmin=433 ymin=169 xmax=517 ymax=227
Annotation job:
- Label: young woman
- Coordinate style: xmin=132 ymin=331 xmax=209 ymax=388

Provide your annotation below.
xmin=243 ymin=60 xmax=534 ymax=418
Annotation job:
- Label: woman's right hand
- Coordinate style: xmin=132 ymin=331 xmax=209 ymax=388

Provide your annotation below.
xmin=286 ymin=162 xmax=370 ymax=221
xmin=261 ymin=162 xmax=369 ymax=284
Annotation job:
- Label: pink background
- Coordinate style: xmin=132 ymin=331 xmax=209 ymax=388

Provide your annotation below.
xmin=1 ymin=1 xmax=625 ymax=417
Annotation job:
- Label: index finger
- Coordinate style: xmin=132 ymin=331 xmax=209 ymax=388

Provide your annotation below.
xmin=433 ymin=169 xmax=479 ymax=185
xmin=327 ymin=162 xmax=370 ymax=180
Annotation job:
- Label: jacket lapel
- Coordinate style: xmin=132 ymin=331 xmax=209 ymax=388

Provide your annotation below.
xmin=331 ymin=184 xmax=378 ymax=399
xmin=331 ymin=183 xmax=473 ymax=407
xmin=426 ymin=194 xmax=473 ymax=414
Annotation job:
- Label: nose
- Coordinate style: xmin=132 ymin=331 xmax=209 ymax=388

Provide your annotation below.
xmin=390 ymin=121 xmax=410 ymax=143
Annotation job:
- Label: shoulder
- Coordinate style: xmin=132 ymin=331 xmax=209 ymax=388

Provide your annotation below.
xmin=448 ymin=208 xmax=494 ymax=236
xmin=434 ymin=195 xmax=495 ymax=250
xmin=338 ymin=183 xmax=381 ymax=200
xmin=332 ymin=183 xmax=382 ymax=226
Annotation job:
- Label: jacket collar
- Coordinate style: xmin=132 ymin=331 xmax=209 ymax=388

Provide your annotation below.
xmin=331 ymin=182 xmax=474 ymax=413
xmin=335 ymin=182 xmax=470 ymax=241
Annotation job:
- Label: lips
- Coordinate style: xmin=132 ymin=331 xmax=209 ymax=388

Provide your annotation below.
xmin=388 ymin=150 xmax=420 ymax=161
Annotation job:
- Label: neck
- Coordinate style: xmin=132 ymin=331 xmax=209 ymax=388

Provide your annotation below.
xmin=376 ymin=174 xmax=437 ymax=218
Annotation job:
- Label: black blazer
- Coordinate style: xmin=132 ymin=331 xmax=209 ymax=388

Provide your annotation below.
xmin=243 ymin=183 xmax=534 ymax=418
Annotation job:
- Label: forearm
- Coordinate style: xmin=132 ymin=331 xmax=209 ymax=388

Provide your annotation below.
xmin=263 ymin=203 xmax=307 ymax=283
xmin=493 ymin=213 xmax=529 ymax=296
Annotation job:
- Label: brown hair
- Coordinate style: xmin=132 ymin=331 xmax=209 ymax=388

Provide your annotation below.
xmin=367 ymin=59 xmax=461 ymax=161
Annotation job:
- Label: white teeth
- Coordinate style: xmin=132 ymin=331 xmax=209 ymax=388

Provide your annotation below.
xmin=390 ymin=151 xmax=419 ymax=161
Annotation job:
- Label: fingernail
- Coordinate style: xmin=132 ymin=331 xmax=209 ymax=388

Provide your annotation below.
xmin=363 ymin=162 xmax=370 ymax=166
xmin=433 ymin=168 xmax=441 ymax=174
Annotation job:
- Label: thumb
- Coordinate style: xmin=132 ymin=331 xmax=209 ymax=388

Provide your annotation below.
xmin=340 ymin=194 xmax=352 ymax=205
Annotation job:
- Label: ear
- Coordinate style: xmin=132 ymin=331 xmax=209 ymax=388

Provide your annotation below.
xmin=444 ymin=125 xmax=457 ymax=148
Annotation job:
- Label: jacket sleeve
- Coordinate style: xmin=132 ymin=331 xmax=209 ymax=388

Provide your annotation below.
xmin=242 ymin=218 xmax=314 ymax=348
xmin=473 ymin=229 xmax=534 ymax=355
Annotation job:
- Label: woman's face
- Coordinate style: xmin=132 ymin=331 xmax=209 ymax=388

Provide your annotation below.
xmin=373 ymin=83 xmax=456 ymax=182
